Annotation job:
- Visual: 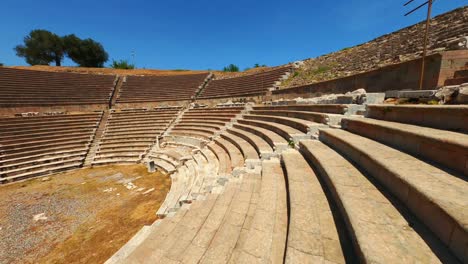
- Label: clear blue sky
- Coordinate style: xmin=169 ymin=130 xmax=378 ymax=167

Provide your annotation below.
xmin=0 ymin=0 xmax=465 ymax=70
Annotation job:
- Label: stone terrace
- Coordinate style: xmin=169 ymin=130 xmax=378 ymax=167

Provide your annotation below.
xmin=107 ymin=103 xmax=467 ymax=264
xmin=0 ymin=112 xmax=103 ymax=183
xmin=0 ymin=67 xmax=116 ymax=107
xmin=198 ymin=66 xmax=292 ymax=99
xmin=116 ymin=73 xmax=210 ymax=104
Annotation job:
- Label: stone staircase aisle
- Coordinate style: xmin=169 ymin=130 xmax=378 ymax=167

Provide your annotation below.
xmin=143 ymin=106 xmax=190 ymax=162
xmin=83 ymin=110 xmax=110 ymax=166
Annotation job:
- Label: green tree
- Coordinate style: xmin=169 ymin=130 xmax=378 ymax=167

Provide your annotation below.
xmin=111 ymin=59 xmax=135 ymax=69
xmin=254 ymin=63 xmax=267 ymax=68
xmin=15 ymin=29 xmax=64 ymax=66
xmin=64 ymin=35 xmax=108 ymax=67
xmin=223 ymin=64 xmax=239 ymax=72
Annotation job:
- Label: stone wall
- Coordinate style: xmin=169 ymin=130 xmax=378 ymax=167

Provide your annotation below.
xmin=272 ymin=50 xmax=468 ymax=101
xmin=283 ymin=6 xmax=468 ymax=88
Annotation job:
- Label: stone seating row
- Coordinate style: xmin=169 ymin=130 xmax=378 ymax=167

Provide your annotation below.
xmin=0 ymin=112 xmax=102 ymax=183
xmin=112 ymin=130 xmax=287 ymax=263
xmin=92 ymin=109 xmax=181 ymax=165
xmin=239 ymin=105 xmax=468 ymax=262
xmin=113 ymin=104 xmax=467 ymax=263
xmin=167 ymin=107 xmax=243 ymax=141
xmin=117 ymin=73 xmax=209 ymax=104
xmin=198 ymin=66 xmax=291 ymax=99
xmin=0 ymin=67 xmax=115 ymax=106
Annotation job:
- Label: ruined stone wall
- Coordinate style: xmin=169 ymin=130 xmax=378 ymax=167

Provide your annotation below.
xmin=283 ymin=6 xmax=468 ymax=88
xmin=272 ymin=50 xmax=468 ymax=101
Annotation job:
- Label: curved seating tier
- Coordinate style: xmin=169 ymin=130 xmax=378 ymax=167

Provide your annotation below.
xmin=110 ymin=104 xmax=467 ymax=264
xmin=198 ymin=66 xmax=292 ymax=99
xmin=0 ymin=67 xmax=115 ymax=106
xmin=167 ymin=107 xmax=243 ymax=141
xmin=116 ymin=73 xmax=209 ymax=103
xmin=92 ymin=109 xmax=180 ymax=165
xmin=0 ymin=112 xmax=102 ymax=183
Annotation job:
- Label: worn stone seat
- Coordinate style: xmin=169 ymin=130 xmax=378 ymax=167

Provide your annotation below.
xmin=1 ymin=144 xmax=89 ymax=161
xmin=1 ymin=134 xmax=92 ymax=149
xmin=172 ymin=126 xmax=219 ymax=135
xmin=1 ymin=156 xmax=84 ymax=178
xmin=214 ymin=138 xmax=244 ymax=169
xmin=250 ymin=109 xmax=343 ymax=126
xmin=342 ymin=117 xmax=468 ymax=175
xmin=206 ymin=142 xmax=232 ymax=175
xmin=243 ymin=114 xmax=325 ymax=135
xmin=170 ymin=130 xmax=213 ymax=139
xmin=0 ymin=162 xmax=83 ymax=183
xmin=319 ymin=128 xmax=467 ymax=262
xmin=238 ymin=118 xmax=306 ymax=142
xmin=281 ymin=149 xmax=347 ymax=263
xmin=233 ymin=123 xmax=288 ymax=150
xmin=0 ymin=151 xmax=87 ymax=171
xmin=1 ymin=138 xmax=91 ymax=154
xmin=227 ymin=127 xmax=274 ymax=157
xmin=253 ymin=104 xmax=349 ymax=115
xmin=220 ymin=132 xmax=259 ymax=162
xmin=300 ymin=142 xmax=453 ymax=263
xmin=0 ymin=148 xmax=88 ymax=166
xmin=366 ymin=104 xmax=468 ymax=133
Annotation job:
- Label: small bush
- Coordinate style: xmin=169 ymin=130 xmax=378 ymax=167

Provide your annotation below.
xmin=313 ymin=66 xmax=331 ymax=74
xmin=111 ymin=59 xmax=135 ymax=69
xmin=223 ymin=64 xmax=239 ymax=72
xmin=0 ymin=62 xmax=3 ymax=67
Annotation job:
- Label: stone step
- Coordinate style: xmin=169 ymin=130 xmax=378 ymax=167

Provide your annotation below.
xmin=253 ymin=104 xmax=349 ymax=114
xmin=366 ymin=104 xmax=468 ymax=133
xmin=170 ymin=130 xmax=213 ymax=139
xmin=244 ymin=114 xmax=325 ymax=135
xmin=342 ymin=117 xmax=468 ymax=175
xmin=172 ymin=126 xmax=218 ymax=135
xmin=207 ymin=142 xmax=232 ymax=175
xmin=227 ymin=127 xmax=274 ymax=158
xmin=250 ymin=109 xmax=342 ymax=126
xmin=0 ymin=161 xmax=83 ymax=183
xmin=125 ymin=200 xmax=208 ymax=263
xmin=238 ymin=118 xmax=307 ymax=143
xmin=198 ymin=175 xmax=259 ymax=263
xmin=220 ymin=132 xmax=259 ymax=161
xmin=281 ymin=149 xmax=348 ymax=263
xmin=300 ymin=141 xmax=455 ymax=263
xmin=319 ymin=128 xmax=468 ymax=263
xmin=233 ymin=123 xmax=288 ymax=151
xmin=231 ymin=159 xmax=287 ymax=263
xmin=214 ymin=138 xmax=245 ymax=169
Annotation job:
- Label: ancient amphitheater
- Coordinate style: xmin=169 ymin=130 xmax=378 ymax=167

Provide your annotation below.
xmin=1 ymin=6 xmax=468 ymax=264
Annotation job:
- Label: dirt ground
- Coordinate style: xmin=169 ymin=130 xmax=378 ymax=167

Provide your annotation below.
xmin=0 ymin=165 xmax=171 ymax=264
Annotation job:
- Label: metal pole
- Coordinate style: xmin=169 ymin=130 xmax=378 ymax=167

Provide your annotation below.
xmin=418 ymin=0 xmax=433 ymax=90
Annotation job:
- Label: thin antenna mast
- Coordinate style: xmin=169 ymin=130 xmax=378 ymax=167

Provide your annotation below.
xmin=404 ymin=0 xmax=435 ymax=90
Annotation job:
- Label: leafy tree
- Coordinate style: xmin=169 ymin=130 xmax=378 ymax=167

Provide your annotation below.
xmin=254 ymin=63 xmax=267 ymax=68
xmin=64 ymin=35 xmax=108 ymax=67
xmin=111 ymin=59 xmax=135 ymax=69
xmin=223 ymin=64 xmax=239 ymax=72
xmin=0 ymin=62 xmax=3 ymax=67
xmin=15 ymin=29 xmax=64 ymax=66
xmin=15 ymin=30 xmax=108 ymax=67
